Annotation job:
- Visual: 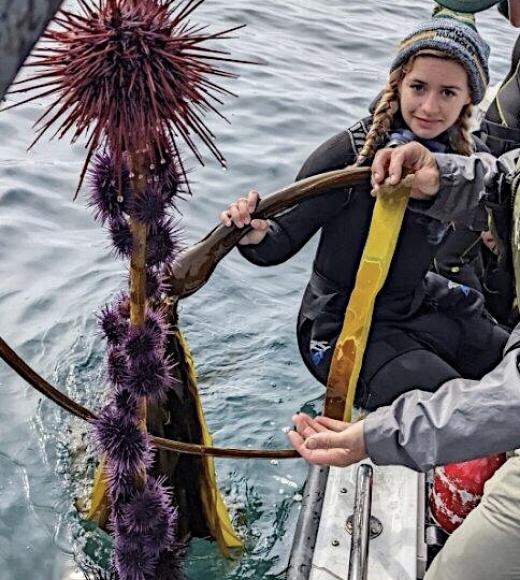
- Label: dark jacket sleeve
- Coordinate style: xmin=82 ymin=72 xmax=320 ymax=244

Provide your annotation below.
xmin=238 ymin=131 xmax=357 ymax=266
xmin=363 ymin=323 xmax=520 ymax=472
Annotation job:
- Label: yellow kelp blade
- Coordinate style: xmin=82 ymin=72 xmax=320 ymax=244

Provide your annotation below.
xmin=325 ymin=177 xmax=412 ymax=422
xmin=87 ymin=457 xmax=109 ymax=525
xmin=86 ymin=330 xmax=242 ymax=557
xmin=175 ymin=328 xmax=243 ymax=556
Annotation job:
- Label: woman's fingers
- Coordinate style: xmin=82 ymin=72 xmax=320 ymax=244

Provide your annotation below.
xmin=247 ymin=189 xmax=260 ymax=213
xmin=292 ymin=413 xmax=336 ymax=439
xmin=220 ymin=190 xmax=260 ymax=228
xmin=219 ymin=190 xmax=269 ymax=245
xmin=229 ymin=198 xmax=248 ymax=227
xmin=219 ymin=209 xmax=232 ymax=227
xmin=287 ymin=430 xmax=356 ymax=467
xmin=289 ymin=414 xmax=368 ymax=467
xmin=292 ymin=413 xmax=318 ymax=437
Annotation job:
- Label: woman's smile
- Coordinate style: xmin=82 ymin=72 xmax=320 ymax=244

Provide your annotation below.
xmin=413 ymin=116 xmax=443 ymax=129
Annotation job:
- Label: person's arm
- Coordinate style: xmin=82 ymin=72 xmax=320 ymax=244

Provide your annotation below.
xmin=364 ymin=344 xmax=520 ymax=472
xmin=290 ymin=325 xmax=520 ymax=471
xmin=238 ymin=131 xmax=357 ymax=266
xmin=417 ymin=150 xmax=516 ymax=228
xmin=371 ymin=143 xmax=518 ymax=229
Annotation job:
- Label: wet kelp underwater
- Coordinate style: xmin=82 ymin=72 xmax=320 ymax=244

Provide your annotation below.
xmin=0 ymin=1 xmax=516 ymax=579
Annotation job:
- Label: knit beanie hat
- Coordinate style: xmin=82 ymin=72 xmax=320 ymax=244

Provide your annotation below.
xmin=390 ymin=17 xmax=490 ymax=104
xmin=435 ymin=0 xmax=501 ymax=13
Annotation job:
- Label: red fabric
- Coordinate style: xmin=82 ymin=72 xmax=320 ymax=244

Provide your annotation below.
xmin=429 ymin=454 xmax=507 ymax=533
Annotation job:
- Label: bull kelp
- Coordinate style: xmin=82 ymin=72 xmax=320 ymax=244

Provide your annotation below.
xmin=5 ymin=0 xmax=246 ymax=577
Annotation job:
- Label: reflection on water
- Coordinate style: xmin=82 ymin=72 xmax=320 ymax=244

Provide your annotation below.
xmin=0 ymin=1 xmax=516 ymax=578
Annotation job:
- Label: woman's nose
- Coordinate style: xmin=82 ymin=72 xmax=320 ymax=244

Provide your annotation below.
xmin=420 ymin=93 xmax=440 ymax=115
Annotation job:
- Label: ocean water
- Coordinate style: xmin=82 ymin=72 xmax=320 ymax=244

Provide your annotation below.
xmin=0 ymin=1 xmax=516 ymax=579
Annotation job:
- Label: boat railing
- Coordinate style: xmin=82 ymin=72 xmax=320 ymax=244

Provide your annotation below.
xmin=347 ymin=464 xmax=374 ymax=580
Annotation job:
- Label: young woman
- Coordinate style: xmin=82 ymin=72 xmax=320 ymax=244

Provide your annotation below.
xmin=220 ymin=17 xmax=509 ymax=411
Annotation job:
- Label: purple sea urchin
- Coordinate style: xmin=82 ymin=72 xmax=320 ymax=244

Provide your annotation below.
xmin=113 ymin=531 xmax=158 ymax=580
xmin=91 ymin=406 xmax=149 ymax=475
xmin=120 ymin=477 xmax=176 ymax=542
xmin=88 ymin=152 xmax=131 ymax=223
xmin=131 ymin=186 xmax=169 ymax=232
xmin=146 ymin=218 xmax=183 ymax=267
xmin=144 ymin=308 xmax=169 ymax=344
xmin=126 ymin=354 xmax=174 ymax=401
xmin=105 ymin=466 xmax=137 ymax=510
xmin=108 ymin=218 xmax=133 ymax=260
xmin=117 ymin=293 xmax=131 ymax=320
xmin=124 ymin=324 xmax=165 ymax=363
xmin=111 ymin=388 xmax=140 ymax=423
xmin=154 ymin=547 xmax=186 ymax=580
xmin=98 ymin=304 xmax=129 ymax=346
xmin=155 ymin=152 xmax=187 ymax=208
xmin=106 ymin=347 xmax=130 ymax=388
xmin=145 ymin=268 xmax=164 ymax=300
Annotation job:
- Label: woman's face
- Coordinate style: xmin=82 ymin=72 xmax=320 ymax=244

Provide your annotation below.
xmin=399 ymin=56 xmax=472 ymax=139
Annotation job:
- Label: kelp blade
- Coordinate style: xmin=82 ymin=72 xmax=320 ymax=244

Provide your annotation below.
xmin=325 ymin=180 xmax=411 ymax=422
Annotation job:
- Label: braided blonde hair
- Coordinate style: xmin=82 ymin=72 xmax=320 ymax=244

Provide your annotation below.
xmin=356 ymin=68 xmax=402 ymax=165
xmin=355 ymin=51 xmax=474 ymax=165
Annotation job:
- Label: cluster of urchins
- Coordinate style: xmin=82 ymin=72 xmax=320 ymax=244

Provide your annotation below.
xmin=12 ymin=0 xmax=243 ymax=574
xmin=89 ymin=151 xmax=185 ymax=580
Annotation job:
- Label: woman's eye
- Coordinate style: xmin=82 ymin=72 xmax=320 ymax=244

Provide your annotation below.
xmin=442 ymin=89 xmax=456 ymax=98
xmin=410 ymin=83 xmax=425 ymax=92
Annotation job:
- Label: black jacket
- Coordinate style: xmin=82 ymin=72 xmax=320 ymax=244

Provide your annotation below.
xmin=239 ymin=117 xmax=489 ymax=381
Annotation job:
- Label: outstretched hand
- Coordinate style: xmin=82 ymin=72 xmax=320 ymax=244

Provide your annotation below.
xmin=371 ymin=142 xmax=440 ymax=200
xmin=288 ymin=413 xmax=368 ymax=467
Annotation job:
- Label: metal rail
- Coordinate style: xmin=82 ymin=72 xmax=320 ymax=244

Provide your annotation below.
xmin=347 ymin=464 xmax=374 ymax=580
xmin=286 ymin=464 xmax=330 ymax=579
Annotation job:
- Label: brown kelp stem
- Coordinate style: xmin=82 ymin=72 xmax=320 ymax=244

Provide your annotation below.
xmin=128 ymin=155 xmax=149 ymax=327
xmin=164 ymin=166 xmax=371 ymax=299
xmin=128 ymin=156 xmax=149 ymax=445
xmin=0 ymin=334 xmax=298 ymax=458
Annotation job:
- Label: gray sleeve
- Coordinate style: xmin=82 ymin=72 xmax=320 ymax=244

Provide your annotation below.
xmin=408 ymin=150 xmax=518 ymax=229
xmin=363 ymin=324 xmax=520 ymax=472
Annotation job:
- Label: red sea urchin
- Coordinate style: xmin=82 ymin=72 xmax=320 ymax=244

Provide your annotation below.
xmin=7 ymin=0 xmax=244 ymax=195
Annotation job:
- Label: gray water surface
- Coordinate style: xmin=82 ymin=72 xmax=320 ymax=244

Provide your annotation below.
xmin=0 ymin=1 xmax=516 ymax=579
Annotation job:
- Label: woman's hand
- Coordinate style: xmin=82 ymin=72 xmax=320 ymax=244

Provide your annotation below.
xmin=371 ymin=142 xmax=440 ymax=200
xmin=288 ymin=412 xmax=368 ymax=467
xmin=219 ymin=189 xmax=270 ymax=245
